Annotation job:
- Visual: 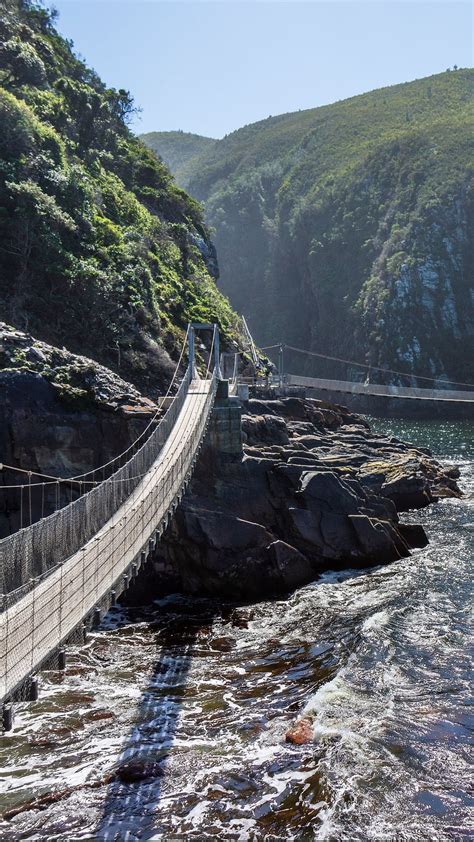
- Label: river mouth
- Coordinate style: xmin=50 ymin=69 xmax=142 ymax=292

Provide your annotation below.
xmin=1 ymin=419 xmax=473 ymax=841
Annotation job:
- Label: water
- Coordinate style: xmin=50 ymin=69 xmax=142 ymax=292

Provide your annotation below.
xmin=1 ymin=420 xmax=473 ymax=841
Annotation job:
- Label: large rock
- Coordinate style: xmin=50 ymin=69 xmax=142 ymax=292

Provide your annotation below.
xmin=242 ymin=414 xmax=289 ymax=445
xmin=135 ymin=395 xmax=458 ymax=600
xmin=298 ymin=470 xmax=362 ymax=514
xmin=266 ymin=540 xmax=313 ymax=590
xmin=182 ymin=509 xmax=272 ymax=552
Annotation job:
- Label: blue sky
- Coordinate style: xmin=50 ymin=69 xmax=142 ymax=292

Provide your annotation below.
xmin=50 ymin=1 xmax=473 ymax=138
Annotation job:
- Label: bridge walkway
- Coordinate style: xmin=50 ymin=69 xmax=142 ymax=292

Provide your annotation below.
xmin=1 ymin=375 xmax=216 ymax=705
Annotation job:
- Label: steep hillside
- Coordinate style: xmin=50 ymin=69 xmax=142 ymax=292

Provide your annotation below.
xmin=140 ymin=130 xmax=216 ymax=181
xmin=0 ymin=0 xmax=240 ymax=396
xmin=145 ymin=71 xmax=474 ymax=385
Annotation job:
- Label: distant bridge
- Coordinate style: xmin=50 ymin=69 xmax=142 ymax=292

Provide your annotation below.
xmin=284 ymin=374 xmax=474 ymax=403
xmin=253 ymin=340 xmax=474 ymax=409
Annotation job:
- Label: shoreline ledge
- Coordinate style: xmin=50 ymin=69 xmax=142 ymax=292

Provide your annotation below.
xmin=137 ymin=396 xmax=462 ymax=601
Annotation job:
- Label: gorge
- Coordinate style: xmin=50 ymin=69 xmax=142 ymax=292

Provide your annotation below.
xmin=0 ymin=1 xmax=472 ymax=840
xmin=143 ymin=70 xmax=474 ymax=387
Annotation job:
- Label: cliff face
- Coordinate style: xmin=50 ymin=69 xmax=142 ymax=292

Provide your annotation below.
xmin=0 ymin=1 xmax=240 ymax=397
xmin=143 ymin=71 xmax=474 ymax=386
xmin=0 ymin=322 xmax=157 ymax=537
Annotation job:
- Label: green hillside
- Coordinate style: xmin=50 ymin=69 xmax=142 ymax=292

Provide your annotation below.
xmin=0 ymin=1 xmax=239 ymax=395
xmin=144 ymin=71 xmax=474 ymax=385
xmin=139 ymin=130 xmax=216 ymax=181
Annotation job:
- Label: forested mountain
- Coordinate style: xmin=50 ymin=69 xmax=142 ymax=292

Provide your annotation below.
xmin=144 ymin=71 xmax=474 ymax=385
xmin=140 ymin=131 xmax=216 ymax=181
xmin=0 ymin=0 xmax=239 ymax=395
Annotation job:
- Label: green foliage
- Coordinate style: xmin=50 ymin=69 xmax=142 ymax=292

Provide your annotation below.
xmin=149 ymin=69 xmax=474 ymax=382
xmin=0 ymin=0 xmax=240 ymax=393
xmin=140 ymin=131 xmax=217 ymax=180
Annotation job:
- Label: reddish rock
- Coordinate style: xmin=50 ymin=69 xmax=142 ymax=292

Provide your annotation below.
xmin=285 ymin=716 xmax=314 ymax=745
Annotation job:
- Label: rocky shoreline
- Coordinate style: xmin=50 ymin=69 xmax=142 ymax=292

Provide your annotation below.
xmin=0 ymin=320 xmax=462 ymax=593
xmin=140 ymin=395 xmax=462 ymax=600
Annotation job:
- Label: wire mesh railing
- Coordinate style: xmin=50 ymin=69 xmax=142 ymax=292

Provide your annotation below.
xmin=0 ymin=369 xmax=192 ymax=597
xmin=1 ymin=372 xmax=218 ymax=702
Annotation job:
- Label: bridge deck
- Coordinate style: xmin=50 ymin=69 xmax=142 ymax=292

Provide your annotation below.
xmin=286 ymin=374 xmax=474 ymax=402
xmin=1 ymin=378 xmax=214 ymax=702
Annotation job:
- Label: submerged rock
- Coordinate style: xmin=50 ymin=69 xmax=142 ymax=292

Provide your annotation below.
xmin=285 ymin=716 xmax=314 ymax=745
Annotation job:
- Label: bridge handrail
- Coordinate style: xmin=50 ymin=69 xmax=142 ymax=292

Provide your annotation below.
xmin=1 ymin=372 xmax=218 ymax=701
xmin=0 ymin=367 xmax=192 ymax=598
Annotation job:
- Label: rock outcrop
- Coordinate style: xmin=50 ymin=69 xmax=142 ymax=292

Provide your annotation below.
xmin=0 ymin=323 xmax=158 ymax=537
xmin=146 ymin=396 xmax=461 ymax=599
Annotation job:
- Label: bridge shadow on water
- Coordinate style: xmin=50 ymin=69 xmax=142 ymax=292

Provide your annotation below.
xmin=95 ymin=596 xmax=220 ymax=841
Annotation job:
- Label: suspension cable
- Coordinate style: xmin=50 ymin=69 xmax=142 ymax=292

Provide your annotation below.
xmin=267 ymin=342 xmax=474 ymax=389
xmin=0 ymin=326 xmax=191 ymax=487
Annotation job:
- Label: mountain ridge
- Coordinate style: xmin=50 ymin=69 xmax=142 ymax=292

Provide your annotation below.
xmin=0 ymin=0 xmax=241 ymax=397
xmin=140 ymin=130 xmax=216 ymax=183
xmin=143 ymin=69 xmax=474 ymax=385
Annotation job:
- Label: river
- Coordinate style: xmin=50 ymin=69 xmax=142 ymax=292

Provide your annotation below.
xmin=1 ymin=419 xmax=472 ymax=841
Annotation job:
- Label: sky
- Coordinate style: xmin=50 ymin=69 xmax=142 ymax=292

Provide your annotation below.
xmin=50 ymin=1 xmax=473 ymax=138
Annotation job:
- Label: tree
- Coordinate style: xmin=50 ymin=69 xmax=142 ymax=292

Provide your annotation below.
xmin=0 ymin=37 xmax=46 ymax=88
xmin=107 ymin=88 xmax=139 ymax=126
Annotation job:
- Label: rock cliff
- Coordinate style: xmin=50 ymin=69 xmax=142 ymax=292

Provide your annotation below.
xmin=0 ymin=322 xmax=157 ymax=537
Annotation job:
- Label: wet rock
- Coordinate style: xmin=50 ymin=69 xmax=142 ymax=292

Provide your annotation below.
xmin=113 ymin=759 xmax=164 ymax=783
xmin=285 ymin=716 xmax=314 ymax=745
xmin=398 ymin=522 xmax=429 ymax=549
xmin=135 ymin=395 xmax=461 ymax=600
xmin=266 ymin=540 xmax=314 ymax=590
xmin=349 ymin=514 xmax=408 ymax=563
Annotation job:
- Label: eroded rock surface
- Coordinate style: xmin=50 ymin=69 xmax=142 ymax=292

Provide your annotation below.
xmin=0 ymin=323 xmax=159 ymax=537
xmin=149 ymin=396 xmax=461 ymax=599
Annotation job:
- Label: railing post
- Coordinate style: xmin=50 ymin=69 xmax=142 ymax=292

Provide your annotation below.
xmin=188 ymin=324 xmax=196 ymax=380
xmin=214 ymin=324 xmax=221 ymax=379
xmin=278 ymin=344 xmax=284 ymax=387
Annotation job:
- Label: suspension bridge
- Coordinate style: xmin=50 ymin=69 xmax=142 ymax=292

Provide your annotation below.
xmin=0 ymin=324 xmax=222 ymax=727
xmin=1 ymin=320 xmax=473 ymax=728
xmin=259 ymin=342 xmax=474 ymax=411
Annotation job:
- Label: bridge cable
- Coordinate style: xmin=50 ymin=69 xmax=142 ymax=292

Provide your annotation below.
xmin=264 ymin=342 xmax=474 ymax=389
xmin=0 ymin=326 xmax=191 ymax=490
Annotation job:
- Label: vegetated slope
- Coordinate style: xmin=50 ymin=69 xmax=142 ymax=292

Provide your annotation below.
xmin=146 ymin=71 xmax=474 ymax=385
xmin=0 ymin=1 xmax=239 ymax=396
xmin=140 ymin=130 xmax=216 ymax=181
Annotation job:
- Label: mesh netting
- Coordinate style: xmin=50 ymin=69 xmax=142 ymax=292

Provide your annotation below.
xmin=1 ymin=374 xmax=217 ymax=701
xmin=0 ymin=371 xmax=193 ymax=595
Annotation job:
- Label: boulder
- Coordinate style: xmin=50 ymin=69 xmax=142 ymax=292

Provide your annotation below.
xmin=397 ymin=522 xmax=429 ymax=548
xmin=266 ymin=540 xmax=314 ymax=590
xmin=349 ymin=515 xmax=408 ymax=563
xmin=298 ymin=470 xmax=361 ymax=514
xmin=285 ymin=716 xmax=314 ymax=745
xmin=182 ymin=509 xmax=272 ymax=552
xmin=242 ymin=414 xmax=289 ymax=445
xmin=381 ymin=474 xmax=433 ymax=510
